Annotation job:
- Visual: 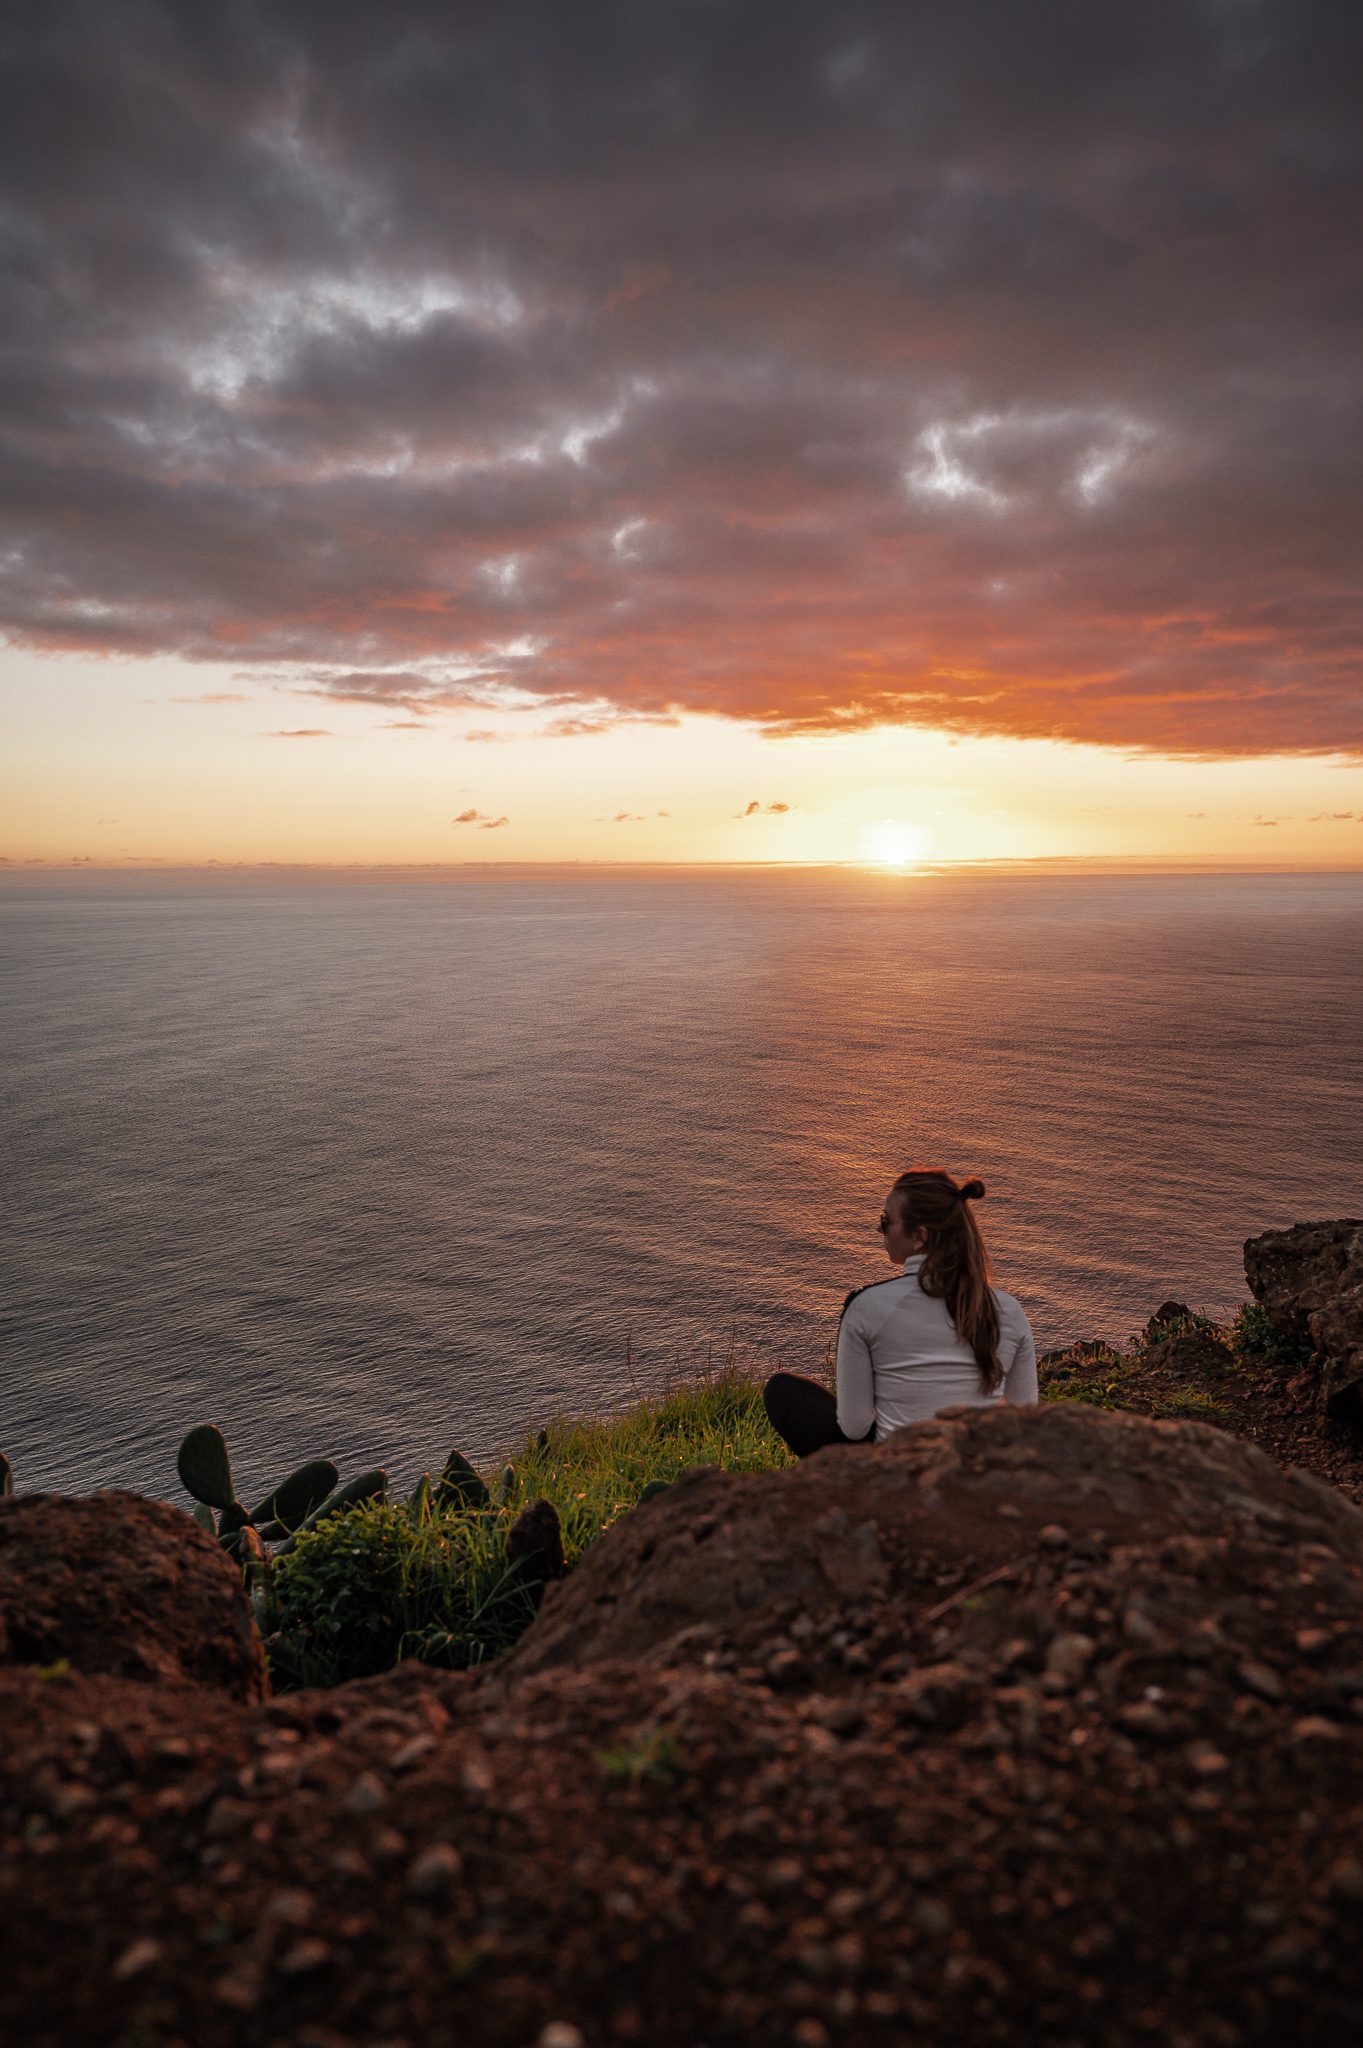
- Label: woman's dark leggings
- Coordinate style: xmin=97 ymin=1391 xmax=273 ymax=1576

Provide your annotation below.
xmin=762 ymin=1371 xmax=875 ymax=1459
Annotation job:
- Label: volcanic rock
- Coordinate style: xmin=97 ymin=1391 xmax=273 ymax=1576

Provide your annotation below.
xmin=1312 ymin=1286 xmax=1363 ymax=1423
xmin=1245 ymin=1219 xmax=1363 ymax=1419
xmin=0 ymin=1491 xmax=266 ymax=1701
xmin=1143 ymin=1299 xmax=1194 ymax=1336
xmin=1244 ymin=1219 xmax=1363 ymax=1341
xmin=502 ymin=1401 xmax=1363 ymax=1681
xmin=1141 ymin=1327 xmax=1236 ymax=1378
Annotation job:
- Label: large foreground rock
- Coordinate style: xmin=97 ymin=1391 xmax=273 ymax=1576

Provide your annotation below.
xmin=506 ymin=1400 xmax=1363 ymax=1680
xmin=0 ymin=1492 xmax=267 ymax=1701
xmin=5 ymin=1406 xmax=1363 ymax=2046
xmin=1244 ymin=1219 xmax=1363 ymax=1420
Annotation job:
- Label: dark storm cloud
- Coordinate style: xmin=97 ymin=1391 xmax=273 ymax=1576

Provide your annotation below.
xmin=1 ymin=0 xmax=1360 ymax=754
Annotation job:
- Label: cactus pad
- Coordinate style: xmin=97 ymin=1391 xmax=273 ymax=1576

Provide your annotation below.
xmin=435 ymin=1448 xmax=490 ymax=1511
xmin=176 ymin=1424 xmax=235 ymax=1511
xmin=273 ymin=1468 xmax=388 ymax=1554
xmin=249 ymin=1459 xmax=339 ymax=1531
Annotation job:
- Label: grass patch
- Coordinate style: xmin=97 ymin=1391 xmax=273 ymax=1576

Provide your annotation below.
xmin=503 ymin=1361 xmax=793 ymax=1566
xmin=1038 ymin=1345 xmax=1132 ymax=1410
xmin=1154 ymin=1389 xmax=1233 ymax=1422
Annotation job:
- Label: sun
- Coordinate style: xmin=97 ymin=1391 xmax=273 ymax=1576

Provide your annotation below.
xmin=861 ymin=818 xmax=933 ymax=868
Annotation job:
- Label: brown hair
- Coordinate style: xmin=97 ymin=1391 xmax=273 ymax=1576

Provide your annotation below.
xmin=889 ymin=1167 xmax=1001 ymax=1392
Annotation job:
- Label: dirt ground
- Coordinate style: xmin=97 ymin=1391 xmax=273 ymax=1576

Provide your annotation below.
xmin=6 ymin=1402 xmax=1363 ymax=2048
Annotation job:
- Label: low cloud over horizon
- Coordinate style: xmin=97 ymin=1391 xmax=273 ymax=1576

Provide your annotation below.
xmin=1 ymin=1 xmax=1359 ymax=757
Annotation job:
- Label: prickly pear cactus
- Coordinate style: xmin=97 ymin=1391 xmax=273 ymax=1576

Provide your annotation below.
xmin=638 ymin=1478 xmax=671 ymax=1505
xmin=177 ymin=1424 xmax=236 ymax=1512
xmin=0 ymin=1449 xmax=12 ymax=1498
xmin=218 ymin=1498 xmax=250 ymax=1538
xmin=408 ymin=1471 xmax=432 ymax=1520
xmin=496 ymin=1463 xmax=517 ymax=1505
xmin=192 ymin=1502 xmax=217 ymax=1536
xmin=273 ymin=1468 xmax=388 ymax=1556
xmin=435 ymin=1447 xmax=490 ymax=1512
xmin=249 ymin=1459 xmax=338 ymax=1532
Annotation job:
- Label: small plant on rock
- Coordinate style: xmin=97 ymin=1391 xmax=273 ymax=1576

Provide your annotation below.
xmin=598 ymin=1726 xmax=681 ymax=1784
xmin=1229 ymin=1301 xmax=1315 ymax=1373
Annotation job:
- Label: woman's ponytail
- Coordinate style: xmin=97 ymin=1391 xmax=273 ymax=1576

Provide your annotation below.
xmin=891 ymin=1168 xmax=1002 ymax=1392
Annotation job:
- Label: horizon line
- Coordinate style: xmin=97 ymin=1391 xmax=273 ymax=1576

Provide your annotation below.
xmin=4 ymin=854 xmax=1363 ymax=879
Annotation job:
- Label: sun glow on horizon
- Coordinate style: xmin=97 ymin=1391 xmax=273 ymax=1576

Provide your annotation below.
xmin=4 ymin=650 xmax=1363 ymax=868
xmin=860 ymin=818 xmax=934 ymax=868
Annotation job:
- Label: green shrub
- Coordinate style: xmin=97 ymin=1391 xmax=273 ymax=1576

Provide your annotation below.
xmin=268 ymin=1501 xmax=538 ymax=1689
xmin=1229 ymin=1300 xmax=1315 ymax=1372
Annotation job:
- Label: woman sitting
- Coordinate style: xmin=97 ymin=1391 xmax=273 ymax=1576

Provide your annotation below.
xmin=763 ymin=1166 xmax=1038 ymax=1458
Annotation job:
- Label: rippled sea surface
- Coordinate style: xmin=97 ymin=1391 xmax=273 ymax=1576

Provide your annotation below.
xmin=4 ymin=865 xmax=1361 ymax=1499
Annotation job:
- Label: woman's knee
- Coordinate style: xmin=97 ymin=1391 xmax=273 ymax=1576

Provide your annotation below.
xmin=762 ymin=1370 xmax=796 ymax=1425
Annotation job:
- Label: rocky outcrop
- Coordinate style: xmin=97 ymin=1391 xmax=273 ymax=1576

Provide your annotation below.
xmin=505 ymin=1400 xmax=1363 ymax=1680
xmin=1313 ymin=1291 xmax=1363 ymax=1422
xmin=7 ymin=1406 xmax=1363 ymax=2046
xmin=1245 ymin=1219 xmax=1363 ymax=1420
xmin=0 ymin=1492 xmax=267 ymax=1702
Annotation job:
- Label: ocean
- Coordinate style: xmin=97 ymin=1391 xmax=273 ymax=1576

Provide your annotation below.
xmin=3 ymin=865 xmax=1360 ymax=1502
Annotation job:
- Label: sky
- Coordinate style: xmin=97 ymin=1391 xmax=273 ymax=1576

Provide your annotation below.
xmin=2 ymin=0 xmax=1361 ymax=868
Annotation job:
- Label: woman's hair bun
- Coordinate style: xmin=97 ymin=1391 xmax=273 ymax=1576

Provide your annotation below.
xmin=959 ymin=1178 xmax=986 ymax=1201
